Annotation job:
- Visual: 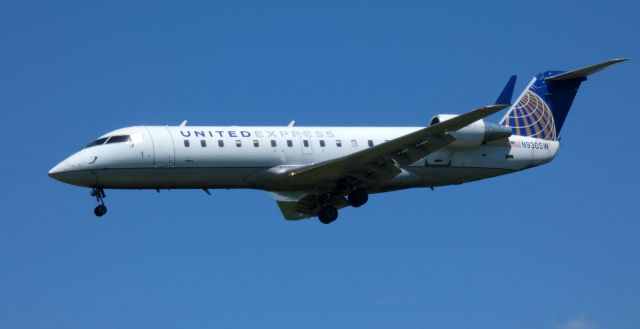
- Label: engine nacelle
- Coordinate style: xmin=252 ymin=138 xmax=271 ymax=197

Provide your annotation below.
xmin=429 ymin=114 xmax=512 ymax=148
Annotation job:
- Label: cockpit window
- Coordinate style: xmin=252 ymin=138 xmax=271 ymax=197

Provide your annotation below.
xmin=106 ymin=135 xmax=131 ymax=144
xmin=84 ymin=137 xmax=108 ymax=149
xmin=84 ymin=135 xmax=132 ymax=149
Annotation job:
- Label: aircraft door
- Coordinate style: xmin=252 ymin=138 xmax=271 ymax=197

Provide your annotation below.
xmin=145 ymin=127 xmax=175 ymax=167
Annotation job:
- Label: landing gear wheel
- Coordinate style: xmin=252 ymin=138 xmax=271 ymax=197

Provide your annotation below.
xmin=347 ymin=189 xmax=368 ymax=208
xmin=91 ymin=188 xmax=107 ymax=217
xmin=318 ymin=206 xmax=338 ymax=224
xmin=94 ymin=204 xmax=107 ymax=217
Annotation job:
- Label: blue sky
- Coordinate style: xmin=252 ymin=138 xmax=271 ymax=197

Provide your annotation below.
xmin=1 ymin=1 xmax=638 ymax=328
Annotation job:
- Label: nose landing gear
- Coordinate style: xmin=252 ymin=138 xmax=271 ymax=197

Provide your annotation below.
xmin=91 ymin=188 xmax=107 ymax=217
xmin=94 ymin=204 xmax=107 ymax=217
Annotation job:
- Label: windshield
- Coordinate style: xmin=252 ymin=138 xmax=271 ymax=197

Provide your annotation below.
xmin=83 ymin=137 xmax=108 ymax=149
xmin=83 ymin=135 xmax=131 ymax=149
xmin=106 ymin=135 xmax=131 ymax=144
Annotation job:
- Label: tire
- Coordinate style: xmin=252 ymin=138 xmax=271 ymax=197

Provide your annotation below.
xmin=318 ymin=206 xmax=338 ymax=224
xmin=347 ymin=189 xmax=368 ymax=208
xmin=94 ymin=204 xmax=107 ymax=217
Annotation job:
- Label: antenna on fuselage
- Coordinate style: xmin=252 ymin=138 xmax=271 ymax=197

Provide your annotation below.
xmin=287 ymin=120 xmax=295 ymax=127
xmin=179 ymin=120 xmax=188 ymax=127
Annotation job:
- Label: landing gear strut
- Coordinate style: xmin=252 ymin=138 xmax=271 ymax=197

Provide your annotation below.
xmin=347 ymin=189 xmax=368 ymax=208
xmin=318 ymin=205 xmax=338 ymax=224
xmin=91 ymin=188 xmax=107 ymax=217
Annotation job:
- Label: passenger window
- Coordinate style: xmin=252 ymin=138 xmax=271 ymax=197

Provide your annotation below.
xmin=336 ymin=140 xmax=342 ymax=147
xmin=368 ymin=140 xmax=374 ymax=147
xmin=218 ymin=140 xmax=224 ymax=147
xmin=253 ymin=140 xmax=259 ymax=147
xmin=319 ymin=140 xmax=325 ymax=147
xmin=84 ymin=137 xmax=108 ymax=149
xmin=235 ymin=140 xmax=242 ymax=147
xmin=351 ymin=140 xmax=358 ymax=147
xmin=271 ymin=140 xmax=277 ymax=147
xmin=201 ymin=140 xmax=206 ymax=147
xmin=184 ymin=140 xmax=190 ymax=147
xmin=287 ymin=140 xmax=293 ymax=147
xmin=106 ymin=135 xmax=131 ymax=144
xmin=303 ymin=140 xmax=309 ymax=147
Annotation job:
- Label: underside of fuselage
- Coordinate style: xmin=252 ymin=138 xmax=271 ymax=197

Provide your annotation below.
xmin=52 ymin=163 xmax=516 ymax=191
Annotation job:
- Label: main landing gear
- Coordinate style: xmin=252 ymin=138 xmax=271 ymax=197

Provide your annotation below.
xmin=347 ymin=189 xmax=368 ymax=208
xmin=91 ymin=188 xmax=107 ymax=217
xmin=318 ymin=206 xmax=338 ymax=224
xmin=317 ymin=189 xmax=369 ymax=224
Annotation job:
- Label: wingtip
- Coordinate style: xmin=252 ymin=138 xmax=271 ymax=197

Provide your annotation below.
xmin=605 ymin=58 xmax=630 ymax=66
xmin=612 ymin=58 xmax=630 ymax=62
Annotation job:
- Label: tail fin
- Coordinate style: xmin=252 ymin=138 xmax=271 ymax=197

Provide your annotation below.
xmin=500 ymin=58 xmax=628 ymax=141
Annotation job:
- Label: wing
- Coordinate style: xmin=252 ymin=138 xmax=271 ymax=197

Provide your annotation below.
xmin=265 ymin=104 xmax=508 ymax=220
xmin=280 ymin=104 xmax=509 ymax=189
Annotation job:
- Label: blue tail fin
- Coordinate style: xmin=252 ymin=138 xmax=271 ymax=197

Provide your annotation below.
xmin=500 ymin=59 xmax=627 ymax=141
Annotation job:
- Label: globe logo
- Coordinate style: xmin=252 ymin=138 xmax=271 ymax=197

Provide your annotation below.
xmin=504 ymin=90 xmax=557 ymax=141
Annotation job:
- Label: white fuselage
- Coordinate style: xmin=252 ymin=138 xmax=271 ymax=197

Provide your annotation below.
xmin=49 ymin=125 xmax=560 ymax=193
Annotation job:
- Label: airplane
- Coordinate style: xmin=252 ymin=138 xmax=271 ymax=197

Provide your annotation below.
xmin=48 ymin=59 xmax=627 ymax=224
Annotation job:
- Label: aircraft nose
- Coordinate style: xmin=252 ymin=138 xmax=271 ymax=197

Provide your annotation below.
xmin=48 ymin=160 xmax=69 ymax=179
xmin=48 ymin=153 xmax=95 ymax=187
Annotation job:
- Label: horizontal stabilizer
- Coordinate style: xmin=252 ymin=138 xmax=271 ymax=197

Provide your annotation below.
xmin=546 ymin=58 xmax=629 ymax=81
xmin=495 ymin=75 xmax=517 ymax=105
